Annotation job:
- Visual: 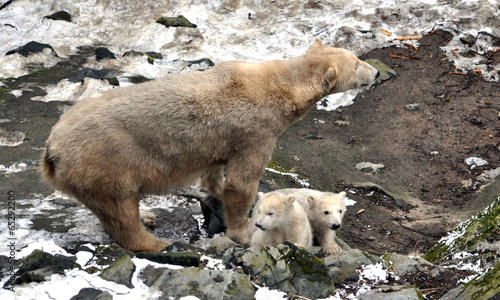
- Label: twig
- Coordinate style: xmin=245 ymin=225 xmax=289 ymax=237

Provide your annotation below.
xmin=388 ymin=35 xmax=422 ymax=42
xmin=389 ymin=54 xmax=420 ymax=60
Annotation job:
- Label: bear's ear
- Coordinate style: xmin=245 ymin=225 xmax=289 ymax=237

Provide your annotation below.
xmin=312 ymin=38 xmax=323 ymax=47
xmin=322 ymin=66 xmax=338 ymax=92
xmin=306 ymin=195 xmax=315 ymax=207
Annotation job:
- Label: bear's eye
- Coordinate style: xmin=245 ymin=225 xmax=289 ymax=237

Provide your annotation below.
xmin=268 ymin=212 xmax=274 ymax=216
xmin=324 ymin=211 xmax=329 ymax=215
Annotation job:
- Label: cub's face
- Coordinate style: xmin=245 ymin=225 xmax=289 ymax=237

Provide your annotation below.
xmin=254 ymin=192 xmax=294 ymax=231
xmin=310 ymin=192 xmax=347 ymax=231
xmin=306 ymin=39 xmax=380 ymax=95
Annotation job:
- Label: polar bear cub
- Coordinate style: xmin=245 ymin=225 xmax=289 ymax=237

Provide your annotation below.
xmin=277 ymin=189 xmax=347 ymax=255
xmin=249 ymin=191 xmax=312 ymax=248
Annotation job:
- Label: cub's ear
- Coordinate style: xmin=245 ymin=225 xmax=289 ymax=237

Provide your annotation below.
xmin=338 ymin=191 xmax=347 ymax=198
xmin=306 ymin=195 xmax=316 ymax=207
xmin=323 ymin=66 xmax=338 ymax=92
xmin=286 ymin=195 xmax=295 ymax=205
xmin=257 ymin=192 xmax=264 ymax=199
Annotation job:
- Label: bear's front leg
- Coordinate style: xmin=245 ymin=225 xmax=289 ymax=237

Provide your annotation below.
xmin=320 ymin=229 xmax=342 ymax=255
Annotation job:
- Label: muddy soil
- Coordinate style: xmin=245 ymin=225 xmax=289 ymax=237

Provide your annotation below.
xmin=274 ymin=30 xmax=500 ymax=256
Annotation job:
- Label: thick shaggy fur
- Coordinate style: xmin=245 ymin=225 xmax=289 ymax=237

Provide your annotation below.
xmin=40 ymin=39 xmax=378 ymax=252
xmin=277 ymin=189 xmax=347 ymax=255
xmin=249 ymin=192 xmax=312 ymax=248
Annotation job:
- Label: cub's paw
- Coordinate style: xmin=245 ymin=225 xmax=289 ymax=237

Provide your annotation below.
xmin=140 ymin=209 xmax=157 ymax=228
xmin=323 ymin=244 xmax=342 ymax=256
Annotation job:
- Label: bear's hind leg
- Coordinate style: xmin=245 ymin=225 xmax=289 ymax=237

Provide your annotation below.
xmin=91 ymin=195 xmax=168 ymax=252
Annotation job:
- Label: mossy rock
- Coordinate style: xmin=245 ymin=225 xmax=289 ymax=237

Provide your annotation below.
xmin=425 ymin=197 xmax=500 ymax=264
xmin=365 ymin=58 xmax=397 ymax=83
xmin=135 ymin=251 xmax=201 ymax=267
xmin=156 ymin=15 xmax=197 ymax=28
xmin=12 ymin=249 xmax=80 ymax=285
xmin=99 ymin=254 xmax=136 ymax=288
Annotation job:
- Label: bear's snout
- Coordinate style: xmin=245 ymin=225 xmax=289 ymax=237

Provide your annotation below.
xmin=330 ymin=223 xmax=341 ymax=230
xmin=255 ymin=222 xmax=270 ymax=231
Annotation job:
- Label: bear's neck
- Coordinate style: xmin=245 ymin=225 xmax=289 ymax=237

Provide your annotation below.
xmin=265 ymin=57 xmax=330 ymax=123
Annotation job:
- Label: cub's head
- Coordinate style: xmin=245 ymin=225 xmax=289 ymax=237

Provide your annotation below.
xmin=308 ymin=191 xmax=347 ymax=231
xmin=253 ymin=192 xmax=295 ymax=231
xmin=305 ymin=39 xmax=380 ymax=95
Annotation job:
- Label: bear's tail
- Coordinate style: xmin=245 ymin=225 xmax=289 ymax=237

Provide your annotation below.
xmin=40 ymin=146 xmax=58 ymax=180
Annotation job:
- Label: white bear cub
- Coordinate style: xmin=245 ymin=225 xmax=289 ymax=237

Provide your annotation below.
xmin=249 ymin=191 xmax=312 ymax=249
xmin=277 ymin=189 xmax=347 ymax=255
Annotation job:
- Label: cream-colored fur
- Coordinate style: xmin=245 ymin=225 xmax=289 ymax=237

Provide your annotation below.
xmin=249 ymin=191 xmax=312 ymax=248
xmin=277 ymin=189 xmax=347 ymax=255
xmin=40 ymin=39 xmax=378 ymax=252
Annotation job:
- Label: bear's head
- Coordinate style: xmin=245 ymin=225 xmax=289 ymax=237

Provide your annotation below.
xmin=308 ymin=191 xmax=347 ymax=231
xmin=305 ymin=39 xmax=379 ymax=95
xmin=253 ymin=191 xmax=295 ymax=232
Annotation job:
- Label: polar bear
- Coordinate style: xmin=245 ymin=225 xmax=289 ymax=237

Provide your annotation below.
xmin=40 ymin=39 xmax=378 ymax=252
xmin=277 ymin=189 xmax=347 ymax=255
xmin=249 ymin=191 xmax=312 ymax=248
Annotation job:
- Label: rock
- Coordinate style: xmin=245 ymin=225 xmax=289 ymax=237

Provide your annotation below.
xmin=382 ymin=253 xmax=432 ymax=277
xmin=328 ymin=261 xmax=359 ymax=284
xmin=145 ymin=268 xmax=255 ymax=300
xmin=352 ymin=182 xmax=409 ymax=207
xmin=208 ymin=236 xmax=239 ymax=257
xmin=165 ymin=241 xmax=205 ymax=253
xmin=44 ymin=11 xmax=72 ymax=22
xmin=156 ymin=15 xmax=197 ymax=28
xmin=324 ymin=248 xmax=381 ymax=269
xmin=470 ymin=115 xmax=484 ymax=126
xmin=425 ymin=197 xmax=500 ymax=270
xmin=6 ymin=41 xmax=58 ymax=57
xmin=365 ymin=58 xmax=397 ymax=83
xmin=152 ymin=207 xmax=202 ymax=244
xmin=460 ymin=34 xmax=477 ymax=45
xmin=99 ymin=254 xmax=136 ymax=288
xmin=12 ymin=250 xmax=80 ymax=285
xmin=135 ymin=251 xmax=201 ymax=267
xmin=0 ymin=128 xmax=25 ymax=146
xmin=95 ymin=47 xmax=116 ymax=61
xmin=200 ymin=195 xmax=226 ymax=236
xmin=404 ymin=103 xmax=423 ymax=112
xmin=355 ymin=162 xmax=385 ymax=174
xmin=477 ymin=167 xmax=500 ymax=183
xmin=225 ymin=242 xmax=335 ymax=299
xmin=68 ymin=68 xmax=119 ymax=86
xmin=70 ymin=287 xmax=112 ymax=300
xmin=358 ymin=285 xmax=423 ymax=300
xmin=440 ymin=261 xmax=500 ymax=300
xmin=123 ymin=50 xmax=163 ymax=65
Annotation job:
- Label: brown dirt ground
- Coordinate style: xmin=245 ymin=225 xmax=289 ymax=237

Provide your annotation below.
xmin=273 ymin=30 xmax=500 ymax=256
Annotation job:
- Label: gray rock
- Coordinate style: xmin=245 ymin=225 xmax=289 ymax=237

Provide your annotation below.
xmin=358 ymin=285 xmax=422 ymax=300
xmin=44 ymin=11 xmax=72 ymax=22
xmin=382 ymin=253 xmax=429 ymax=277
xmin=156 ymin=15 xmax=197 ymax=28
xmin=404 ymin=103 xmax=423 ymax=112
xmin=70 ymin=287 xmax=113 ymax=300
xmin=329 ymin=262 xmax=359 ymax=284
xmin=6 ymin=41 xmax=59 ymax=57
xmin=152 ymin=207 xmax=202 ymax=244
xmin=208 ymin=236 xmax=239 ymax=257
xmin=460 ymin=34 xmax=476 ymax=45
xmin=324 ymin=248 xmax=381 ymax=269
xmin=355 ymin=162 xmax=385 ymax=174
xmin=477 ymin=167 xmax=500 ymax=183
xmin=99 ymin=254 xmax=136 ymax=288
xmin=225 ymin=242 xmax=335 ymax=299
xmin=145 ymin=268 xmax=255 ymax=300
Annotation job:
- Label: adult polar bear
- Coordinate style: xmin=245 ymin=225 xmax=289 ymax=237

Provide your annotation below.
xmin=41 ymin=39 xmax=379 ymax=252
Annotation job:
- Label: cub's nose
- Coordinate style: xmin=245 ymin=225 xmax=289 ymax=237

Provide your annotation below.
xmin=255 ymin=223 xmax=263 ymax=229
xmin=330 ymin=224 xmax=341 ymax=230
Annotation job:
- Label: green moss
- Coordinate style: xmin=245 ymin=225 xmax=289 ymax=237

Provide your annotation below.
xmin=467 ymin=262 xmax=500 ymax=300
xmin=424 ymin=197 xmax=500 ymax=263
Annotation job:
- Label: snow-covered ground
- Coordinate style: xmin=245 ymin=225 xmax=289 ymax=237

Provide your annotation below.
xmin=1 ymin=0 xmax=499 ymax=299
